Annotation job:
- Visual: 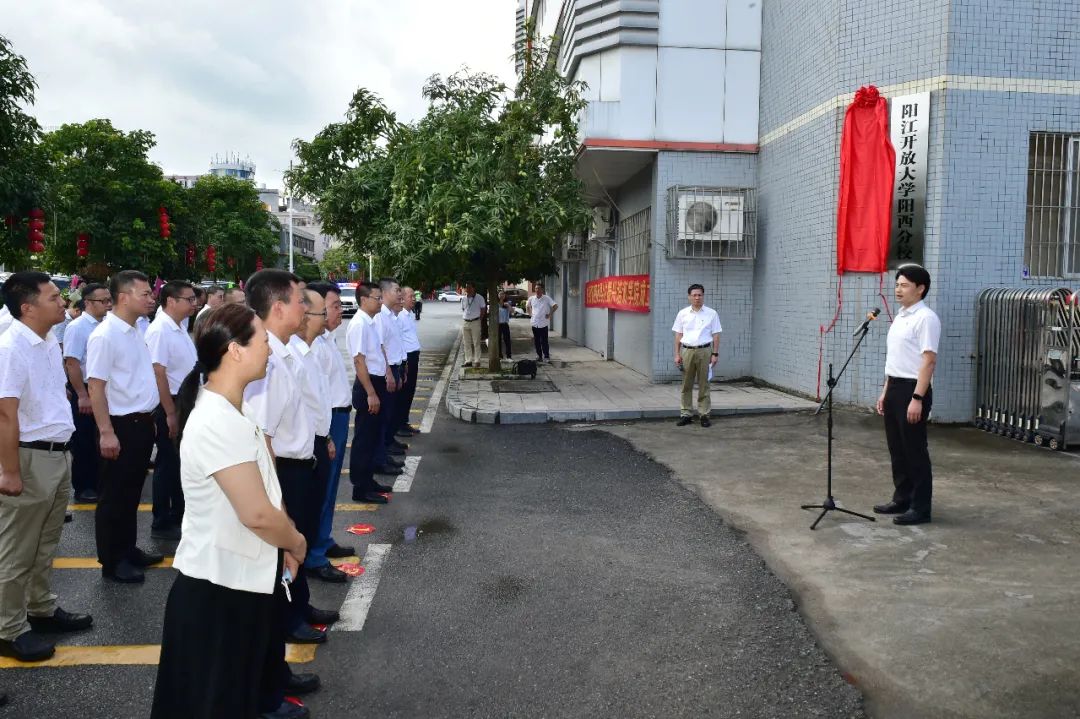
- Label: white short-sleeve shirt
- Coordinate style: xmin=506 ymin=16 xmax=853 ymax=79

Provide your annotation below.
xmin=672 ymin=305 xmax=723 ymax=347
xmin=378 ymin=304 xmax=406 ymax=364
xmin=144 ymin=312 xmax=198 ymax=396
xmin=62 ymin=313 xmax=100 ymax=379
xmin=316 ymin=330 xmax=351 ymax=408
xmin=346 ymin=312 xmax=386 ymax=377
xmin=243 ymin=332 xmax=315 ymax=460
xmin=0 ymin=320 xmax=75 ymax=443
xmin=289 ymin=335 xmax=332 ymax=437
xmin=0 ymin=306 xmax=12 ymax=337
xmin=527 ymin=295 xmax=556 ymax=328
xmin=885 ymin=301 xmax=941 ymax=379
xmin=173 ymin=389 xmax=283 ymax=594
xmin=86 ymin=312 xmax=159 ymax=415
xmin=395 ymin=308 xmax=421 ymax=353
xmin=462 ymin=293 xmax=486 ymax=321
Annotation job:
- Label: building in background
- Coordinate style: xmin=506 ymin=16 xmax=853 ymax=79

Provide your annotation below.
xmin=520 ymin=0 xmax=1080 ymax=422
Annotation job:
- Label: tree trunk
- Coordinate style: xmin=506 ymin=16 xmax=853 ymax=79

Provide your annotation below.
xmin=487 ymin=275 xmax=502 ymax=372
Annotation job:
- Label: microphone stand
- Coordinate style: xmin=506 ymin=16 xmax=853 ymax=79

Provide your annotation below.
xmin=800 ymin=321 xmax=877 ymax=530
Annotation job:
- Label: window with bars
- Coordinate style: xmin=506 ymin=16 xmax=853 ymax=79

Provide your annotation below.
xmin=1025 ymin=132 xmax=1080 ymax=279
xmin=586 ymin=236 xmax=613 ymax=281
xmin=617 ymin=207 xmax=651 ymax=275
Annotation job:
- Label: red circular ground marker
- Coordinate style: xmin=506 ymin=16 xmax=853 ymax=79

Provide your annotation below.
xmin=345 ymin=523 xmax=376 ymax=536
xmin=336 ymin=563 xmax=365 ymax=577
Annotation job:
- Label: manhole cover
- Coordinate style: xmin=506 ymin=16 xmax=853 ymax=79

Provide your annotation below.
xmin=491 ymin=380 xmax=558 ymax=393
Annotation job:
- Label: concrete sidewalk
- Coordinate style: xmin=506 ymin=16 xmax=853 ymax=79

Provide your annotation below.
xmin=446 ymin=321 xmax=815 ymax=423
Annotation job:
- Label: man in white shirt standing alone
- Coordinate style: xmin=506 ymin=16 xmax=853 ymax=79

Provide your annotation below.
xmin=87 ymin=270 xmax=163 ymax=583
xmin=144 ymin=281 xmax=198 ymax=541
xmin=0 ymin=273 xmax=92 ymax=662
xmin=671 ymin=284 xmax=722 ymax=428
xmin=526 ymin=283 xmax=558 ymax=364
xmin=461 ymin=282 xmax=486 ymax=367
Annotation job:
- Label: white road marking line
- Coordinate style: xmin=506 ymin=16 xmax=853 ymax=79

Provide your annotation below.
xmin=392 ymin=455 xmax=422 ymax=492
xmin=334 ymin=543 xmax=391 ymax=632
xmin=420 ymin=333 xmax=461 ymax=433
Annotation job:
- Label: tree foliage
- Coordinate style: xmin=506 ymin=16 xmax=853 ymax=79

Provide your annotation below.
xmin=185 ymin=174 xmax=280 ymax=282
xmin=320 ymin=243 xmax=362 ymax=280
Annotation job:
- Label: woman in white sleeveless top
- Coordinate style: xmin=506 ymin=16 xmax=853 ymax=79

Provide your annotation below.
xmin=151 ymin=304 xmax=306 ymax=719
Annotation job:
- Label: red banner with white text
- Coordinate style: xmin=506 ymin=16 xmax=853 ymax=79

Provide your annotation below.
xmin=584 ymin=274 xmax=650 ymax=313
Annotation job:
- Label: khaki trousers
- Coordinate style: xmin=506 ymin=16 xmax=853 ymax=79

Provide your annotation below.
xmin=462 ymin=320 xmax=482 ymax=364
xmin=0 ymin=446 xmax=71 ymax=640
xmin=679 ymin=346 xmax=713 ymax=417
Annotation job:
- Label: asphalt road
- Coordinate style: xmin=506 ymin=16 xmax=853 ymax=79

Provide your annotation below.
xmin=0 ymin=301 xmax=864 ymax=718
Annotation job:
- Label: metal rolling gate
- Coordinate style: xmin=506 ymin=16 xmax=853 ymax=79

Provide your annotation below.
xmin=974 ymin=287 xmax=1079 ymax=448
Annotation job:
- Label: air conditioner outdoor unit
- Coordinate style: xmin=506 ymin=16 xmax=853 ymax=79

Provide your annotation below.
xmin=677 ymin=194 xmax=744 ymax=242
xmin=591 ymin=206 xmax=613 ymax=239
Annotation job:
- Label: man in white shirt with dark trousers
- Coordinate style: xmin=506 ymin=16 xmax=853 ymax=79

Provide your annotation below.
xmin=0 ymin=272 xmax=92 ymax=663
xmin=526 ymin=283 xmax=558 ymax=364
xmin=346 ymin=282 xmax=394 ymax=503
xmin=874 ymin=264 xmax=941 ymax=526
xmin=396 ymin=286 xmax=423 ymax=436
xmin=86 ymin=270 xmax=163 ymax=584
xmin=672 ymin=283 xmax=722 ymax=428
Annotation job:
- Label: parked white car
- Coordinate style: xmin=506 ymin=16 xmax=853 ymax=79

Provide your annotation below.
xmin=438 ymin=291 xmax=463 ymax=302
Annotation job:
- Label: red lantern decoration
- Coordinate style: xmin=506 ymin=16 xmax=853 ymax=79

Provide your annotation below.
xmin=226 ymin=256 xmax=235 ymax=268
xmin=255 ymin=254 xmax=263 ymax=271
xmin=27 ymin=209 xmax=45 ymax=253
xmin=206 ymin=245 xmax=217 ymax=273
xmin=158 ymin=206 xmax=171 ymax=239
xmin=76 ymin=233 xmax=89 ymax=258
xmin=28 ymin=208 xmax=44 ymax=219
xmin=185 ymin=244 xmax=196 ymax=266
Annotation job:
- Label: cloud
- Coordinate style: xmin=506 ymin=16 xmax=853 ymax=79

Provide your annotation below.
xmin=1 ymin=0 xmax=517 ymax=189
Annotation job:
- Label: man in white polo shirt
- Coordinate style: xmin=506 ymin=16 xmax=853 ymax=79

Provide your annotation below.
xmin=874 ymin=264 xmax=941 ymax=526
xmin=395 ymin=286 xmax=423 ymax=437
xmin=87 ymin=270 xmax=163 ymax=583
xmin=377 ymin=278 xmax=408 ymax=471
xmin=461 ymin=282 xmax=486 ymax=367
xmin=526 ymin=283 xmax=558 ymax=363
xmin=144 ymin=281 xmax=198 ymax=541
xmin=0 ymin=272 xmax=92 ymax=663
xmin=346 ymin=282 xmax=394 ymax=503
xmin=672 ymin=283 xmax=722 ymax=428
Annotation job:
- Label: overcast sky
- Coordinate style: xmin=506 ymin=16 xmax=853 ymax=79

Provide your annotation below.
xmin=2 ymin=0 xmax=518 ymax=190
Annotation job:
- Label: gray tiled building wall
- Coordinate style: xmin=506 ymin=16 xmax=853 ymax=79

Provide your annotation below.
xmin=651 ymin=150 xmax=758 ymax=382
xmin=754 ymin=0 xmax=1079 ymax=422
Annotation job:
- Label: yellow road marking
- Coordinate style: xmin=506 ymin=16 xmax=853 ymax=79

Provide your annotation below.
xmin=329 ymin=556 xmax=361 ymax=566
xmin=52 ymin=557 xmax=174 ymax=569
xmin=0 ymin=643 xmax=315 ymax=669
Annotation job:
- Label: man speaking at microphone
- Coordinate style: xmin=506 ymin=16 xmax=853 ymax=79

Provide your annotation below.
xmin=873 ymin=264 xmax=941 ymax=526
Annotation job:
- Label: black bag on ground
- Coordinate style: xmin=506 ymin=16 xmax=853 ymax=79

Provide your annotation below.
xmin=514 ymin=359 xmax=537 ymax=379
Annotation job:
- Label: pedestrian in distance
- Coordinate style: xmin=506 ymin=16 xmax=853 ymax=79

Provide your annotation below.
xmin=497 ymin=291 xmax=513 ymax=360
xmin=460 ymin=282 xmax=486 ymax=367
xmin=192 ymin=284 xmax=225 ymax=335
xmin=62 ymin=283 xmax=111 ymax=503
xmin=0 ymin=272 xmax=93 ymax=663
xmin=224 ymin=286 xmax=247 ymax=305
xmin=526 ymin=283 xmax=557 ymax=363
xmin=144 ymin=281 xmax=199 ymax=541
xmin=150 ymin=303 xmax=309 ymax=719
xmin=86 ymin=270 xmax=164 ymax=583
xmin=873 ymin=264 xmax=941 ymax=526
xmin=672 ymin=284 xmax=722 ymax=428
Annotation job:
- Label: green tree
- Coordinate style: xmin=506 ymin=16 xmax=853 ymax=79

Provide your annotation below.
xmin=185 ymin=174 xmax=280 ymax=282
xmin=40 ymin=119 xmax=177 ymax=277
xmin=320 ymin=243 xmax=363 ymax=280
xmin=289 ymin=34 xmax=590 ymax=370
xmin=0 ymin=34 xmax=48 ymax=268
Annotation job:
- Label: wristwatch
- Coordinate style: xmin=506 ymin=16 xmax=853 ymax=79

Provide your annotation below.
xmin=912 ymin=392 xmax=924 ymax=401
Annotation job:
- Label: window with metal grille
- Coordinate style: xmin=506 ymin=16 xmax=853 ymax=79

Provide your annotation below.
xmin=586 ymin=235 xmax=613 ymax=281
xmin=617 ymin=207 xmax=651 ymax=275
xmin=1025 ymin=132 xmax=1080 ymax=279
xmin=666 ymin=186 xmax=757 ymax=260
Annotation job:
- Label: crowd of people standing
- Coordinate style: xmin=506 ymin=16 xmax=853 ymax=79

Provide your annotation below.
xmin=0 ymin=268 xmax=424 ymax=718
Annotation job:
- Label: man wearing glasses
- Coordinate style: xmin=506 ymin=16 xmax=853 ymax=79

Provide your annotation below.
xmin=143 ymin=281 xmax=198 ymax=541
xmin=86 ymin=271 xmax=163 ymax=583
xmin=62 ymin=283 xmax=111 ymax=503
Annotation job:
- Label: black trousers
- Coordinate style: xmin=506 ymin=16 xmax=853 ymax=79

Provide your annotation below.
xmin=883 ymin=379 xmax=934 ymax=513
xmin=532 ymin=326 xmax=550 ymax=360
xmin=399 ymin=350 xmax=420 ymax=430
xmin=67 ymin=384 xmax=99 ymax=496
xmin=499 ymin=323 xmax=512 ymax=358
xmin=96 ymin=411 xmax=157 ymax=571
xmin=350 ymin=375 xmax=387 ymax=492
xmin=275 ymin=457 xmax=317 ymax=632
xmin=151 ymin=400 xmax=184 ymax=530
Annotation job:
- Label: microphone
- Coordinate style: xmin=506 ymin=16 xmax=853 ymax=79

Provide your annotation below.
xmin=853 ymin=307 xmax=881 ymax=336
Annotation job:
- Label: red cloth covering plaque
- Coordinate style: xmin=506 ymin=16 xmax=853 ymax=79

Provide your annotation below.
xmin=836 ymin=86 xmax=895 ymax=274
xmin=584 ymin=275 xmax=650 ymax=313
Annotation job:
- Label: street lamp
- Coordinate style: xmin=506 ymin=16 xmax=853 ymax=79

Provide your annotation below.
xmin=287 ymin=196 xmax=294 ymax=273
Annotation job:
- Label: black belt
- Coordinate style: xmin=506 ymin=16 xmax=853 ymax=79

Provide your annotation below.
xmin=887 ymin=376 xmax=918 ymax=383
xmin=681 ymin=343 xmax=712 ymax=349
xmin=19 ymin=440 xmax=70 ymax=452
xmin=463 ymin=317 xmax=480 ymax=322
xmin=112 ymin=411 xmax=155 ymax=423
xmin=332 ymin=406 xmax=351 ymax=414
xmin=276 ymin=457 xmax=315 ymax=467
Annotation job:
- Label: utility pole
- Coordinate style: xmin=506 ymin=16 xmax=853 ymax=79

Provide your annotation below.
xmin=287 ymin=196 xmax=294 ymax=273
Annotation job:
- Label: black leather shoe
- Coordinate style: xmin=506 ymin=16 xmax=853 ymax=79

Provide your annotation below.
xmin=27 ymin=607 xmax=93 ymax=633
xmin=0 ymin=631 xmax=55 ymax=662
xmin=893 ymin=509 xmax=932 ymax=526
xmin=102 ymin=560 xmax=145 ymax=584
xmin=385 ymin=455 xmax=405 ymax=467
xmin=387 ymin=445 xmax=405 ymax=456
xmin=325 ymin=543 xmax=355 ymax=559
xmin=700 ymin=416 xmax=712 ymax=427
xmin=286 ymin=624 xmax=327 ymax=644
xmin=260 ymin=700 xmax=310 ymax=719
xmin=374 ymin=464 xmax=403 ymax=476
xmin=74 ymin=489 xmax=99 ymax=503
xmin=305 ymin=564 xmax=347 ymax=583
xmin=873 ymin=501 xmax=909 ymax=515
xmin=676 ymin=416 xmax=693 ymax=427
xmin=395 ymin=429 xmax=415 ymax=438
xmin=129 ymin=547 xmax=165 ymax=567
xmin=64 ymin=513 xmax=73 ymax=523
xmin=390 ymin=439 xmax=409 ymax=450
xmin=373 ymin=481 xmax=393 ymax=493
xmin=353 ymin=491 xmax=389 ymax=504
xmin=150 ymin=525 xmax=181 ymax=541
xmin=286 ymin=672 xmax=321 ymax=695
xmin=307 ymin=606 xmax=340 ymax=625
